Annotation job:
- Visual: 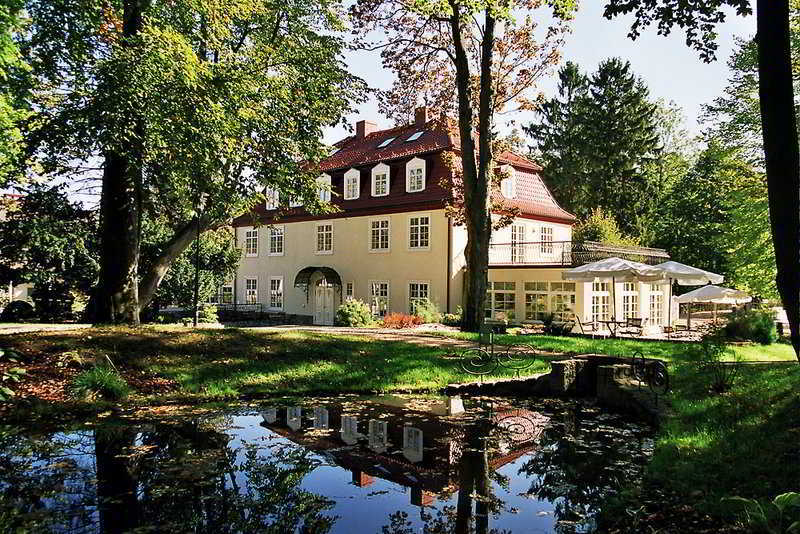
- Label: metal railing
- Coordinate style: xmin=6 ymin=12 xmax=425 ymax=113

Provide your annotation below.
xmin=488 ymin=240 xmax=669 ymax=267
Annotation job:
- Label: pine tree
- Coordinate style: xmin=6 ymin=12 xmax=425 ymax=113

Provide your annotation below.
xmin=525 ymin=62 xmax=591 ymax=218
xmin=527 ymin=58 xmax=662 ymax=235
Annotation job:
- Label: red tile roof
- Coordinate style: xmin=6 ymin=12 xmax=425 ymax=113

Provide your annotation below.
xmin=317 ymin=118 xmax=574 ymax=223
xmin=322 ymin=120 xmax=454 ymax=172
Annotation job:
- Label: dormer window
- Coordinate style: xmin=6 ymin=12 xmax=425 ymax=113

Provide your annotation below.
xmin=344 ymin=168 xmax=360 ymax=200
xmin=377 ymin=137 xmax=396 ymax=149
xmin=371 ymin=163 xmax=390 ymax=197
xmin=500 ymin=164 xmax=516 ymax=199
xmin=317 ymin=173 xmax=331 ymax=202
xmin=406 ymin=157 xmax=426 ymax=193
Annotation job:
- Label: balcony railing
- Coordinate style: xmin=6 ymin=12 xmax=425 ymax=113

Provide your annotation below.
xmin=488 ymin=240 xmax=669 ymax=267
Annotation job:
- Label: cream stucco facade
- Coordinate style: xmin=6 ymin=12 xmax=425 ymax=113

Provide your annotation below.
xmin=232 ymin=209 xmax=670 ymax=330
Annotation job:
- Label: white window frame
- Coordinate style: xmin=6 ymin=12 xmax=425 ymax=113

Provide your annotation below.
xmin=244 ymin=228 xmax=259 ymax=257
xmin=408 ymin=213 xmax=431 ymax=251
xmin=315 ymin=222 xmax=334 ymax=255
xmin=345 ymin=281 xmax=355 ymax=301
xmin=486 ymin=281 xmax=516 ymax=321
xmin=511 ymin=224 xmax=527 ymax=263
xmin=269 ymin=276 xmax=284 ymax=311
xmin=623 ymin=282 xmax=639 ymax=320
xmin=549 ymin=282 xmax=576 ymax=321
xmin=500 ymin=164 xmax=516 ymax=199
xmin=368 ymin=217 xmax=391 ymax=253
xmin=217 ymin=284 xmax=233 ymax=305
xmin=317 ymin=174 xmax=331 ymax=203
xmin=344 ymin=168 xmax=361 ymax=200
xmin=369 ymin=280 xmax=390 ymax=317
xmin=406 ymin=157 xmax=426 ymax=193
xmin=371 ymin=163 xmax=390 ymax=197
xmin=540 ymin=226 xmax=554 ymax=254
xmin=269 ymin=225 xmax=285 ymax=256
xmin=245 ymin=277 xmax=258 ymax=304
xmin=649 ymin=283 xmax=664 ymax=325
xmin=408 ymin=280 xmax=430 ymax=314
xmin=592 ymin=281 xmax=610 ymax=323
xmin=524 ymin=282 xmax=548 ymax=321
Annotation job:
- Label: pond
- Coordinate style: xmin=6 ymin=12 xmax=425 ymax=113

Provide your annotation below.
xmin=0 ymin=396 xmax=653 ymax=533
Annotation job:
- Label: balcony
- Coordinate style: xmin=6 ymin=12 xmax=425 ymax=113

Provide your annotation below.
xmin=488 ymin=240 xmax=669 ymax=267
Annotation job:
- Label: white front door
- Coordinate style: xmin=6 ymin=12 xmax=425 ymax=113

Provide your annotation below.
xmin=314 ymin=285 xmax=335 ymax=325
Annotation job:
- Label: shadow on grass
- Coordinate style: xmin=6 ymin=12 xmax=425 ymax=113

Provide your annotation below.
xmin=648 ymin=360 xmax=800 ymax=514
xmin=3 ymin=327 xmax=551 ymax=398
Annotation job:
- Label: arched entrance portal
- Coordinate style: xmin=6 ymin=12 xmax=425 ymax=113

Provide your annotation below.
xmin=294 ymin=267 xmax=342 ymax=326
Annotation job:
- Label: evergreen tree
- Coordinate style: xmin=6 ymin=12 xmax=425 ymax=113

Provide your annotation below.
xmin=526 ymin=58 xmax=662 ymax=236
xmin=525 ymin=62 xmax=591 ymax=217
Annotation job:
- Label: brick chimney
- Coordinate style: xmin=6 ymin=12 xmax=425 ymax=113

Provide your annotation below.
xmin=356 ymin=120 xmax=377 ymax=139
xmin=414 ymin=106 xmax=428 ymax=127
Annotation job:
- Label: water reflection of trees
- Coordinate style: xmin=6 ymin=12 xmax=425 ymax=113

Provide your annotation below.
xmin=380 ymin=415 xmax=512 ymax=534
xmin=0 ymin=418 xmax=337 ymax=533
xmin=379 ymin=405 xmax=650 ymax=534
xmin=517 ymin=406 xmax=651 ymax=533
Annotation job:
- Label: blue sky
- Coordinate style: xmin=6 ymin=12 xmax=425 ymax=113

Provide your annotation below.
xmin=324 ymin=1 xmax=757 ymax=144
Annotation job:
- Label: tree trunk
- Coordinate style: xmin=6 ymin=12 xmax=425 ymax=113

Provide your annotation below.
xmin=137 ymin=217 xmax=209 ymax=313
xmin=89 ymin=0 xmax=147 ymax=325
xmin=450 ymin=2 xmax=494 ymax=332
xmin=756 ymin=0 xmax=800 ymax=361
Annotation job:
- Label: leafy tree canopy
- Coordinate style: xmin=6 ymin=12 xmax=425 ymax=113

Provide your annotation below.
xmin=14 ymin=0 xmax=367 ymax=316
xmin=0 ymin=184 xmax=99 ymax=293
xmin=572 ymin=207 xmax=640 ymax=247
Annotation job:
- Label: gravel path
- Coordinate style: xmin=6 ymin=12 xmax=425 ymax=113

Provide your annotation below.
xmin=0 ymin=323 xmax=93 ymax=336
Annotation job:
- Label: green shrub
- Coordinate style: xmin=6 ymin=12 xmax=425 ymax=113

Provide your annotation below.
xmin=198 ymin=305 xmax=218 ymax=324
xmin=724 ymin=306 xmax=778 ymax=345
xmin=0 ymin=300 xmax=35 ymax=322
xmin=0 ymin=348 xmax=26 ymax=402
xmin=414 ymin=299 xmax=442 ymax=323
xmin=70 ymin=366 xmax=130 ymax=401
xmin=335 ymin=299 xmax=374 ymax=327
xmin=442 ymin=306 xmax=462 ymax=327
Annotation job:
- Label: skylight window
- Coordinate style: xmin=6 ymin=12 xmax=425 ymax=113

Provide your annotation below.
xmin=377 ymin=137 xmax=396 ymax=148
xmin=406 ymin=131 xmax=425 ymax=142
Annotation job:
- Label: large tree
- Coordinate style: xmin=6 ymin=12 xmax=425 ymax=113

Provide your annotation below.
xmin=16 ymin=0 xmax=366 ymax=324
xmin=602 ymin=0 xmax=800 ymax=358
xmin=351 ymin=0 xmax=576 ymax=331
xmin=526 ymin=58 xmax=662 ymax=235
xmin=0 ymin=0 xmax=26 ymax=186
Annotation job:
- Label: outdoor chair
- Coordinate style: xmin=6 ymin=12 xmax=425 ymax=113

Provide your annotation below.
xmin=575 ymin=316 xmax=598 ymax=338
xmin=623 ymin=317 xmax=644 ymax=337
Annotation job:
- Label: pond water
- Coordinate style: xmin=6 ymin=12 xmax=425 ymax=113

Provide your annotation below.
xmin=0 ymin=396 xmax=653 ymax=533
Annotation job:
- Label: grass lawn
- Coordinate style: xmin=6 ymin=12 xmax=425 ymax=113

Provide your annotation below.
xmin=422 ymin=329 xmax=799 ymax=362
xmin=643 ymin=359 xmax=800 ymax=516
xmin=1 ymin=326 xmax=552 ymax=400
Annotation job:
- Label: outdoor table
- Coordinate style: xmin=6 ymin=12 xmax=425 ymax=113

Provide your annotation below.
xmin=599 ymin=320 xmax=627 ymax=338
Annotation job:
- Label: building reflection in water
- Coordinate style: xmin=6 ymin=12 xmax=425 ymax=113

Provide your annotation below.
xmin=259 ymin=395 xmax=548 ymax=523
xmin=0 ymin=395 xmax=652 ymax=533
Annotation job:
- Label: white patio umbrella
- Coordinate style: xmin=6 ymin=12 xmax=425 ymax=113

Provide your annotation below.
xmin=674 ymin=285 xmax=752 ymax=325
xmin=654 ymin=261 xmax=724 ymax=328
xmin=563 ymin=257 xmax=666 ymax=325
